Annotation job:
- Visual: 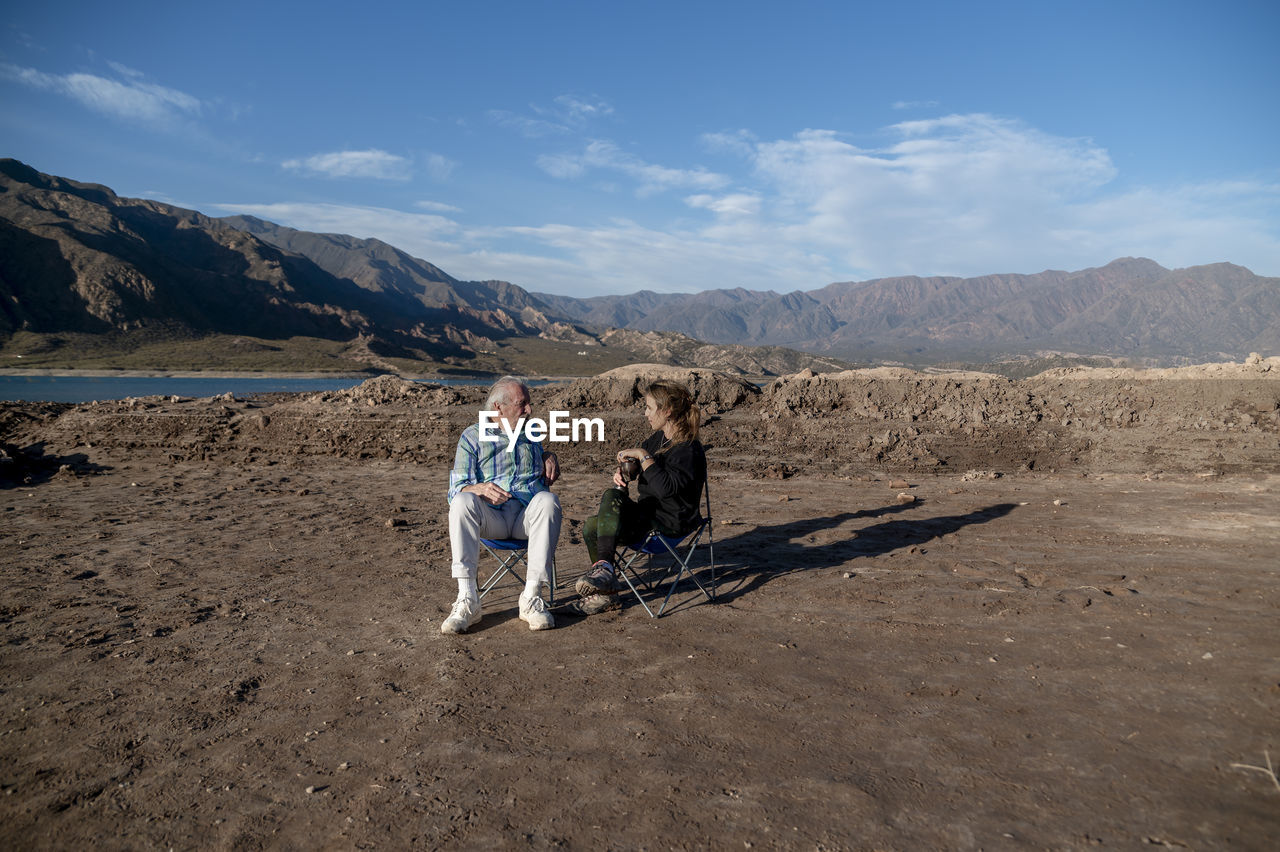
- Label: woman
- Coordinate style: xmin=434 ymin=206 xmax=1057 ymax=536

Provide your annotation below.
xmin=577 ymin=379 xmax=707 ymax=600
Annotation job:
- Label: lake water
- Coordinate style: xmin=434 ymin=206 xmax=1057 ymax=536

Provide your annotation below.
xmin=0 ymin=374 xmax=512 ymax=403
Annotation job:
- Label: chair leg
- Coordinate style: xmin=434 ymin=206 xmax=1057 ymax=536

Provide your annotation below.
xmin=654 ymin=545 xmax=713 ymax=616
xmin=615 ymin=558 xmax=658 ymax=618
xmin=478 ymin=551 xmax=525 ymax=601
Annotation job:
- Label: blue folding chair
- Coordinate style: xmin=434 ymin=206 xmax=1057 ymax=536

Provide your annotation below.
xmin=613 ymin=479 xmax=715 ymax=618
xmin=479 ymin=538 xmax=557 ymax=605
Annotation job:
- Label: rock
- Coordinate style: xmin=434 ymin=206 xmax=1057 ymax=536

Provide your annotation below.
xmin=895 ymin=492 xmax=916 ymax=505
xmin=889 ymin=479 xmax=910 ymax=489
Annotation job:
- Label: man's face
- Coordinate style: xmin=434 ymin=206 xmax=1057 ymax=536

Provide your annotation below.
xmin=495 ymin=384 xmax=532 ymax=432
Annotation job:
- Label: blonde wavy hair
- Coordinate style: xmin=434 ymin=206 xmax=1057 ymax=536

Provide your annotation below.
xmin=645 ymin=380 xmax=700 ymax=448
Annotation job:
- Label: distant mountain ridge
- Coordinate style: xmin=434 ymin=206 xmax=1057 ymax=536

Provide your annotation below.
xmin=2 ymin=158 xmax=1274 ymax=374
xmin=537 ymin=258 xmax=1279 ymax=362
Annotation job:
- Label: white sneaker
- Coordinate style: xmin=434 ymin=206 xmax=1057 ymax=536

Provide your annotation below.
xmin=518 ymin=594 xmax=555 ymax=631
xmin=441 ymin=596 xmax=480 ymax=634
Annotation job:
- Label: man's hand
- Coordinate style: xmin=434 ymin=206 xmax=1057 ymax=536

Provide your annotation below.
xmin=465 ymin=482 xmax=513 ymax=506
xmin=542 ymin=452 xmax=560 ymax=486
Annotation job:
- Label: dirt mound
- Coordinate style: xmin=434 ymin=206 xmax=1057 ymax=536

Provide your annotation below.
xmin=754 ymin=361 xmax=1280 ymax=475
xmin=1031 ymin=352 xmax=1280 ymax=380
xmin=548 ymin=363 xmax=761 ymax=413
xmin=3 ymin=360 xmax=1276 ymax=477
xmin=303 ymin=374 xmax=469 ymax=408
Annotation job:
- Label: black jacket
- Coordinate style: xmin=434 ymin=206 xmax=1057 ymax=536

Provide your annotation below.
xmin=636 ymin=431 xmax=706 ymax=536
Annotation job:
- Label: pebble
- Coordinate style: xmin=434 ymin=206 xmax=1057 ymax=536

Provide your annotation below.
xmin=895 ymin=492 xmax=916 ymax=505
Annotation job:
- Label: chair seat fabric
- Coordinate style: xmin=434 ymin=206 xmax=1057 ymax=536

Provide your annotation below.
xmin=481 ymin=538 xmax=529 ymax=550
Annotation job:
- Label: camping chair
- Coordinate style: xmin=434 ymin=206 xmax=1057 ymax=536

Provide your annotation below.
xmin=479 ymin=538 xmax=558 ymax=605
xmin=613 ymin=478 xmax=715 ymax=618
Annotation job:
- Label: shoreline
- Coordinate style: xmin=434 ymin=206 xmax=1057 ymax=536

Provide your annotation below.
xmin=0 ymin=368 xmax=598 ymax=382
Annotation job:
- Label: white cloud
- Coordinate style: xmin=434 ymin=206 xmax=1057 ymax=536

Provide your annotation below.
xmin=2 ymin=61 xmax=202 ymax=125
xmin=539 ymin=139 xmax=729 ymax=197
xmin=685 ymin=193 xmax=762 ymax=217
xmin=552 ymin=94 xmax=613 ymax=121
xmin=892 ymin=99 xmax=940 ymax=110
xmin=415 ymin=199 xmax=462 ymax=213
xmin=106 ymin=61 xmax=144 ymax=79
xmin=726 ymin=114 xmax=1278 ymax=276
xmin=423 ymin=153 xmax=457 ymax=181
xmin=282 ymin=150 xmax=413 ymax=181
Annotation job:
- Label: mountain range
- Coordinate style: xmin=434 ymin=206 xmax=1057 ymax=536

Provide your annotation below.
xmin=537 ymin=258 xmax=1279 ymax=363
xmin=0 ymin=159 xmax=832 ymax=375
xmin=1 ymin=157 xmax=1275 ymax=375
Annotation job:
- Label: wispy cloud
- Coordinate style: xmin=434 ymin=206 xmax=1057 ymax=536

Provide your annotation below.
xmin=415 ymin=199 xmax=462 ymax=213
xmin=210 ymin=201 xmax=463 ymax=253
xmin=892 ymin=99 xmax=940 ymax=110
xmin=282 ymin=150 xmax=414 ymax=181
xmin=685 ymin=192 xmax=762 ymax=217
xmin=488 ymin=110 xmax=567 ymax=138
xmin=489 ymin=93 xmax=614 ymax=138
xmin=1 ymin=61 xmax=202 ymax=126
xmin=538 ymin=139 xmax=729 ymax=197
xmin=547 ymin=94 xmax=613 ymax=122
xmin=423 ymin=152 xmax=457 ymax=181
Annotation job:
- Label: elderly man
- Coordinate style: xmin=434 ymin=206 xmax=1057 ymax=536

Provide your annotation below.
xmin=442 ymin=376 xmax=562 ymax=633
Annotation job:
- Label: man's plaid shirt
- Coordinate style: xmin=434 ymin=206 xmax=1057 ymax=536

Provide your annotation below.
xmin=447 ymin=422 xmax=548 ymax=506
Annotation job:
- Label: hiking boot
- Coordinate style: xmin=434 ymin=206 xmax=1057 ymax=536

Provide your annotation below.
xmin=576 ymin=593 xmax=623 ymax=615
xmin=575 ymin=560 xmax=618 ymax=597
xmin=518 ymin=594 xmax=555 ymax=631
xmin=441 ymin=596 xmax=481 ymax=634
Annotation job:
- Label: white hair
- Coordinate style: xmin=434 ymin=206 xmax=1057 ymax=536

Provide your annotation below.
xmin=485 ymin=376 xmax=529 ymax=409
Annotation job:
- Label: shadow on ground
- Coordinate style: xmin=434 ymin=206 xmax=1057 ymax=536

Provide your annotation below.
xmin=0 ymin=441 xmax=110 ymax=489
xmin=636 ymin=501 xmax=1020 ymax=613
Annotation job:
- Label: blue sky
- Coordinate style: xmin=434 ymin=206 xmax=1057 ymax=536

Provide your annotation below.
xmin=3 ymin=0 xmax=1278 ymax=296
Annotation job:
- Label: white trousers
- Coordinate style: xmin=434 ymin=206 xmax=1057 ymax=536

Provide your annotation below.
xmin=448 ymin=491 xmax=561 ymax=586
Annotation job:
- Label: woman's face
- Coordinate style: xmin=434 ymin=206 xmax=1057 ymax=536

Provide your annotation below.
xmin=643 ymin=395 xmax=669 ymax=431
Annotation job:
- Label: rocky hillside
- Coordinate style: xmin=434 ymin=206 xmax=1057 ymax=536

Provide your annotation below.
xmin=0 ymin=159 xmax=841 ymax=376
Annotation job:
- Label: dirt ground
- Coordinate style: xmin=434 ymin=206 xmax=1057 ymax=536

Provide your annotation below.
xmin=2 ymin=364 xmax=1278 ymax=850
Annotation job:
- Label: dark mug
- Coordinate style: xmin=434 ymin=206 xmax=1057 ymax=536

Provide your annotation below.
xmin=618 ymin=458 xmax=641 ymax=482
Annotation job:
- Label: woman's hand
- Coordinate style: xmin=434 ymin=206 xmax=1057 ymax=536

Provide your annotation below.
xmin=612 ymin=468 xmax=628 ymax=488
xmin=617 ymin=448 xmax=646 ymax=463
